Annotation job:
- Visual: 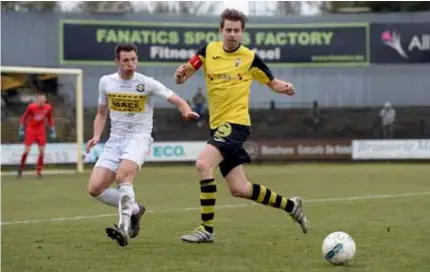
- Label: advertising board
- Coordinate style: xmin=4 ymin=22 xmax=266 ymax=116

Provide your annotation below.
xmin=0 ymin=142 xmax=207 ymax=165
xmin=60 ymin=20 xmax=369 ymax=66
xmin=244 ymin=140 xmax=352 ymax=161
xmin=352 ymin=139 xmax=430 ymax=159
xmin=370 ymin=23 xmax=430 ymax=63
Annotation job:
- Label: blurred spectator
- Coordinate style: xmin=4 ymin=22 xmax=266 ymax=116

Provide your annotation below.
xmin=379 ymin=101 xmax=396 ymax=139
xmin=268 ymin=100 xmax=276 ymax=123
xmin=303 ymin=100 xmax=322 ymax=136
xmin=1 ymin=98 xmax=7 ymax=121
xmin=192 ymin=87 xmax=206 ymax=127
xmin=311 ymin=100 xmax=321 ymax=131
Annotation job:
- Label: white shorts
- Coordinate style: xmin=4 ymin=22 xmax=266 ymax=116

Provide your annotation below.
xmin=95 ymin=134 xmax=153 ymax=173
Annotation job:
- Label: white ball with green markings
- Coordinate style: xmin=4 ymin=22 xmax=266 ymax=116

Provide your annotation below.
xmin=322 ymin=231 xmax=356 ymax=265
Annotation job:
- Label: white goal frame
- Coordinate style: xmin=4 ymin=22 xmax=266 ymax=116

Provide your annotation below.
xmin=1 ymin=66 xmax=84 ymax=174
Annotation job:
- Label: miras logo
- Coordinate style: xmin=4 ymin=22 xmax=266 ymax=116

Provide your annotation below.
xmin=381 ymin=30 xmax=430 ymax=59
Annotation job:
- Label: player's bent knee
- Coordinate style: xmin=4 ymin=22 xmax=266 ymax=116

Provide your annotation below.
xmin=195 ymin=159 xmax=213 ymax=176
xmin=227 ymin=179 xmax=252 ymax=198
xmin=87 ymin=182 xmax=104 ymax=197
xmin=116 ymin=160 xmax=139 ymax=183
xmin=116 ymin=169 xmax=136 ymax=183
xmin=116 ymin=168 xmax=136 ymax=183
xmin=229 ymin=184 xmax=249 ymax=198
xmin=88 ymin=167 xmax=116 ymax=197
xmin=116 ymin=172 xmax=131 ymax=184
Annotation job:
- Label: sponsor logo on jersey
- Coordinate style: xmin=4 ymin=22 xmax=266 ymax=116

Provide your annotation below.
xmin=107 ymin=93 xmax=147 ymax=113
xmin=235 ymin=58 xmax=241 ymax=67
xmin=136 ymin=84 xmax=145 ymax=92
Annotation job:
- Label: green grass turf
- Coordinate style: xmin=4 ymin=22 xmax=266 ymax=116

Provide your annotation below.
xmin=2 ymin=164 xmax=430 ymax=272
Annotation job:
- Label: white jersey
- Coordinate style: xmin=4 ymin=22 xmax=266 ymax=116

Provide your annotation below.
xmin=98 ymin=72 xmax=174 ymax=137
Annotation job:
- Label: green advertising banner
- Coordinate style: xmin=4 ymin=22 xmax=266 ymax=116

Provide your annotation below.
xmin=60 ymin=20 xmax=370 ymax=66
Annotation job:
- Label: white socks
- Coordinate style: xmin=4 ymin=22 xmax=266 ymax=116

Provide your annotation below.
xmin=95 ymin=187 xmax=140 ymax=215
xmin=95 ymin=188 xmax=120 ymax=207
xmin=118 ymin=183 xmax=136 ymax=234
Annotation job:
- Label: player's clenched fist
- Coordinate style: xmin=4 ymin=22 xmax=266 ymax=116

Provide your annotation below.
xmin=86 ymin=136 xmax=100 ymax=154
xmin=282 ymin=83 xmax=295 ymax=96
xmin=269 ymin=79 xmax=295 ymax=96
xmin=175 ymin=64 xmax=187 ymax=80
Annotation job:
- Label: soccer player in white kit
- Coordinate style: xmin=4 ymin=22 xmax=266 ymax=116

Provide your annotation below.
xmin=86 ymin=43 xmax=199 ymax=247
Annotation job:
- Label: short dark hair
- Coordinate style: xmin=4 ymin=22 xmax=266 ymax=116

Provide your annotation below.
xmin=220 ymin=8 xmax=247 ymax=29
xmin=115 ymin=43 xmax=138 ymax=59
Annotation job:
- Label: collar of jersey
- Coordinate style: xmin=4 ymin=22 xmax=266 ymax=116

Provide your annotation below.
xmin=117 ymin=72 xmax=136 ymax=81
xmin=223 ymin=43 xmax=242 ymax=53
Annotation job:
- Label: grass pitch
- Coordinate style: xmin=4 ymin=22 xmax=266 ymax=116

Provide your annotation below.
xmin=2 ymin=164 xmax=430 ymax=272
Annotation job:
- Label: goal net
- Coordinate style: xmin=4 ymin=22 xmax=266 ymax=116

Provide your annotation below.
xmin=1 ymin=66 xmax=84 ymax=175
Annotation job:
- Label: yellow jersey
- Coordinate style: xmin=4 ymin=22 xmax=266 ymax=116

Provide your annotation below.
xmin=188 ymin=41 xmax=274 ymax=129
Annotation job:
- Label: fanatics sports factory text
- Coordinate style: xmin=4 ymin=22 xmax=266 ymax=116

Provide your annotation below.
xmin=97 ymin=28 xmax=335 ymax=61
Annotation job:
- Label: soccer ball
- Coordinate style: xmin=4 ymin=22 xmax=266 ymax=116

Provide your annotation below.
xmin=322 ymin=231 xmax=356 ymax=265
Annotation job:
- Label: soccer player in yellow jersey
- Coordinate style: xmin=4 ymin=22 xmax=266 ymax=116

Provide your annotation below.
xmin=175 ymin=9 xmax=308 ymax=243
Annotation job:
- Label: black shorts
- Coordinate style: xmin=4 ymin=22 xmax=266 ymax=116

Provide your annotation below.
xmin=208 ymin=122 xmax=251 ymax=177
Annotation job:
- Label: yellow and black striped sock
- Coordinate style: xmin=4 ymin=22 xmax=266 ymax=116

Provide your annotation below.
xmin=200 ymin=179 xmax=216 ymax=233
xmin=249 ymin=184 xmax=294 ymax=213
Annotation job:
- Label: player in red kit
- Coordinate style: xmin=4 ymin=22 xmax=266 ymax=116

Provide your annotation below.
xmin=18 ymin=92 xmax=56 ymax=178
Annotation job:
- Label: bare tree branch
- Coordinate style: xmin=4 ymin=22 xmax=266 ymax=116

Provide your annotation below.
xmin=133 ymin=1 xmax=221 ymax=15
xmin=323 ymin=1 xmax=430 ymax=13
xmin=75 ymin=1 xmax=133 ymax=13
xmin=1 ymin=1 xmax=58 ymax=12
xmin=276 ymin=1 xmax=302 ymax=15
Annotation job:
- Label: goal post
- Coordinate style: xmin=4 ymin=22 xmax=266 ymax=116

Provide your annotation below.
xmin=1 ymin=66 xmax=84 ymax=174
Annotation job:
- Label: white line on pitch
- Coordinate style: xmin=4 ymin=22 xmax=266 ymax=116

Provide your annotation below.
xmin=1 ymin=170 xmax=77 ymax=176
xmin=2 ymin=192 xmax=429 ymax=226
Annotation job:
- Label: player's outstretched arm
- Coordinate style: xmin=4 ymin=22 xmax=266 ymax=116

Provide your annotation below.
xmin=266 ymin=78 xmax=295 ymax=96
xmin=250 ymin=53 xmax=295 ymax=96
xmin=145 ymin=75 xmax=199 ymax=120
xmin=167 ymin=94 xmax=200 ymax=121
